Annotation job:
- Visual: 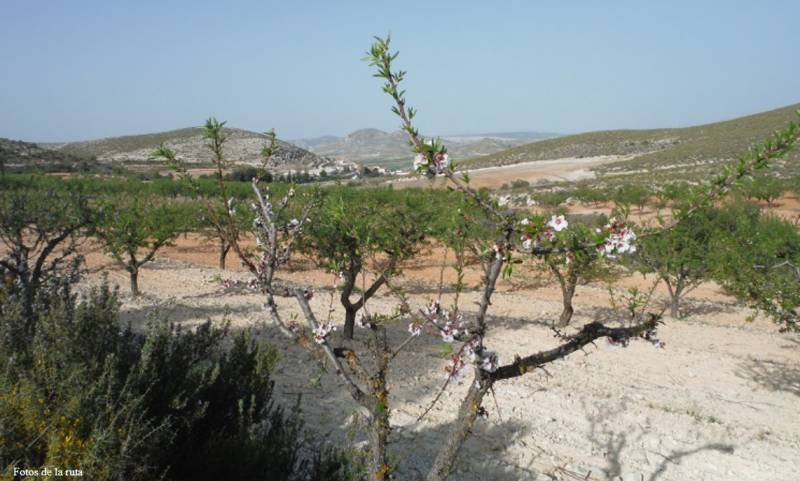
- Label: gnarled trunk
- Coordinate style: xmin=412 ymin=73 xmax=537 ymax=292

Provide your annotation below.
xmin=343 ymin=305 xmax=357 ymax=340
xmin=219 ymin=239 xmax=230 ymax=270
xmin=558 ymin=279 xmax=577 ymax=327
xmin=129 ymin=269 xmax=140 ymax=297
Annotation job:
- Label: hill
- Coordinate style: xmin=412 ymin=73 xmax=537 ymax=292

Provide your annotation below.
xmin=43 ymin=127 xmax=332 ymax=171
xmin=291 ymin=129 xmax=557 ymax=169
xmin=0 ymin=137 xmax=100 ymax=173
xmin=463 ymin=103 xmax=800 ymax=182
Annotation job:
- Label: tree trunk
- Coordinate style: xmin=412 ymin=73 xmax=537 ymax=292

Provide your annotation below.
xmin=219 ymin=239 xmax=230 ymax=270
xmin=558 ymin=280 xmax=576 ymax=327
xmin=342 ymin=306 xmax=357 ymax=340
xmin=368 ymin=410 xmax=389 ymax=480
xmin=130 ymin=269 xmax=140 ymax=297
xmin=426 ymin=379 xmax=490 ymax=481
xmin=670 ymin=292 xmax=680 ymax=318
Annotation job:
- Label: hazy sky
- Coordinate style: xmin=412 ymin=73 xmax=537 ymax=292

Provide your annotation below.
xmin=2 ymin=1 xmax=798 ymax=142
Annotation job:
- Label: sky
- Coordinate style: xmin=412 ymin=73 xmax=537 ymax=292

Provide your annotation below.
xmin=1 ymin=1 xmax=798 ymax=142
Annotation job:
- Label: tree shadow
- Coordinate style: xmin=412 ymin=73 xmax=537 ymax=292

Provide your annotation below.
xmin=677 ymin=299 xmax=739 ymax=318
xmin=645 ymin=443 xmax=734 ymax=481
xmin=583 ymin=399 xmax=634 ymax=480
xmin=392 ymin=418 xmax=541 ymax=481
xmin=580 ymin=398 xmax=735 ymax=481
xmin=120 ymin=300 xmax=255 ymax=327
xmin=737 ymin=357 xmax=800 ymax=397
xmin=779 ymin=336 xmax=800 ymax=350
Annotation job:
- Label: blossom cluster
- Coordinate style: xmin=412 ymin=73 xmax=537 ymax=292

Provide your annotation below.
xmin=355 ymin=311 xmax=375 ymax=329
xmin=598 ymin=218 xmax=637 ymax=256
xmin=519 ymin=215 xmax=569 ymax=250
xmin=443 ymin=338 xmax=501 ymax=380
xmin=425 ymin=300 xmax=468 ymax=342
xmin=418 ymin=300 xmax=503 ymax=380
xmin=313 ymin=322 xmax=336 ymax=344
xmin=413 ymin=151 xmax=451 ymax=174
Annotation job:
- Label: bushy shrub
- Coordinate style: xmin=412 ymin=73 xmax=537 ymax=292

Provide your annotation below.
xmin=226 ymin=166 xmax=260 ymax=182
xmin=0 ymin=278 xmax=361 ymax=481
xmin=509 ymin=178 xmax=529 ymax=189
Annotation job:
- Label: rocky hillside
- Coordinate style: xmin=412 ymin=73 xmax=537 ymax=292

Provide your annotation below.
xmin=292 ymin=129 xmax=557 ymax=167
xmin=43 ymin=127 xmax=331 ymax=171
xmin=0 ymin=137 xmax=98 ymax=173
xmin=463 ymin=103 xmax=800 ymax=180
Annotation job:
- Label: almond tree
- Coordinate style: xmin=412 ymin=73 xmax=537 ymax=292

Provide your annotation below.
xmin=628 ymin=208 xmax=720 ymax=318
xmin=525 ymin=214 xmax=617 ymax=326
xmin=363 ymin=35 xmax=800 ymax=481
xmin=302 ymin=189 xmax=426 ymax=340
xmin=711 ymin=202 xmax=800 ymax=331
xmin=94 ymin=195 xmax=189 ymax=296
xmin=0 ymin=186 xmax=91 ymax=314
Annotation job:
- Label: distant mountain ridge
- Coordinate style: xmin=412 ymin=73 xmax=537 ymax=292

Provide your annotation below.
xmin=291 ymin=129 xmax=557 ymax=166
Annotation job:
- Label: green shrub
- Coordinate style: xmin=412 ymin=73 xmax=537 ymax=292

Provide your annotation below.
xmin=510 ymin=178 xmax=529 ymax=189
xmin=0 ymin=278 xmax=362 ymax=481
xmin=711 ymin=202 xmax=800 ymax=331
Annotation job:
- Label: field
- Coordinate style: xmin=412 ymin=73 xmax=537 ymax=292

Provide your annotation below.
xmin=61 ymin=193 xmax=800 ymax=481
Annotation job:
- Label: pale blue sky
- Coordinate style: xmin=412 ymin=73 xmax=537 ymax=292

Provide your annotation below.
xmin=1 ymin=1 xmax=798 ymax=142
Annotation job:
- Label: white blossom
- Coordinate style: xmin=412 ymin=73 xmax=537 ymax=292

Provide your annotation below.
xmin=600 ymin=218 xmax=637 ymax=256
xmin=432 ymin=152 xmax=451 ymax=172
xmin=547 ymin=214 xmax=568 ymax=232
xmin=313 ymin=323 xmax=336 ymax=344
xmin=479 ymin=351 xmax=500 ymax=373
xmin=408 ymin=321 xmax=423 ymax=336
xmin=413 ymin=153 xmax=429 ymax=171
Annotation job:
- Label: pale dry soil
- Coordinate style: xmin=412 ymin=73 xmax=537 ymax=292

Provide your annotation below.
xmin=75 ymin=232 xmax=800 ymax=481
xmin=385 ymin=155 xmax=627 ymax=189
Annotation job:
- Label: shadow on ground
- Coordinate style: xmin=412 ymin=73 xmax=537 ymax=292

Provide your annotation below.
xmin=737 ymin=357 xmax=800 ymax=397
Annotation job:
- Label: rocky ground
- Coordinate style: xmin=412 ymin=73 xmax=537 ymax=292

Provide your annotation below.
xmin=77 ymin=229 xmax=800 ymax=481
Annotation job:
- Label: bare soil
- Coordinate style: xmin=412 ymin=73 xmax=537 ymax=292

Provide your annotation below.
xmin=75 ymin=225 xmax=800 ymax=481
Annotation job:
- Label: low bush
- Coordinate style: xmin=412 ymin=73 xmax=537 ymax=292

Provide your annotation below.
xmin=0 ymin=278 xmax=362 ymax=481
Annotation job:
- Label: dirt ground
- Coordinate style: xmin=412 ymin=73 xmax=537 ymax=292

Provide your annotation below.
xmin=385 ymin=155 xmax=628 ymax=189
xmin=73 ymin=213 xmax=800 ymax=481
